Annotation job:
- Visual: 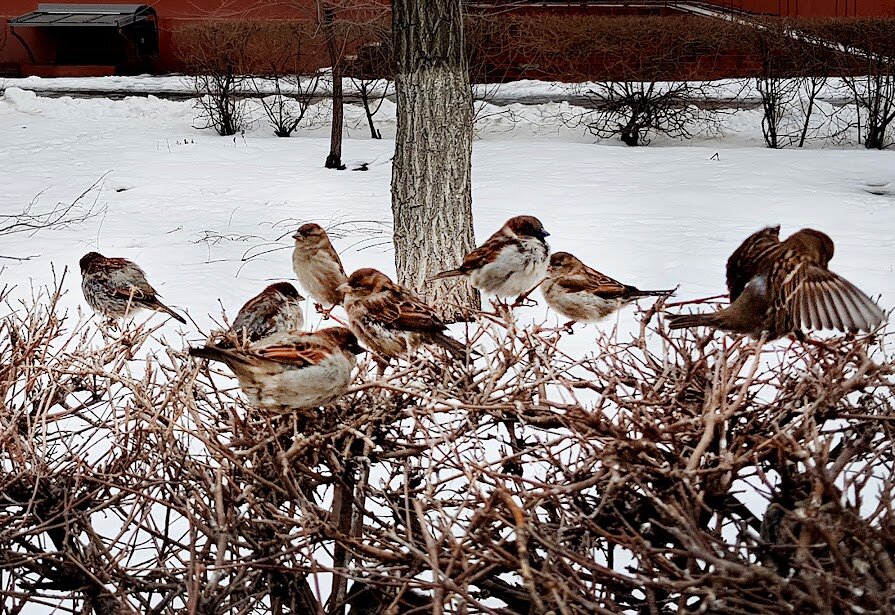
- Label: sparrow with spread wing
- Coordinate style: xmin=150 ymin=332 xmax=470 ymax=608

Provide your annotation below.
xmin=189 ymin=327 xmax=364 ymax=411
xmin=229 ymin=282 xmax=305 ymax=344
xmin=80 ymin=251 xmax=186 ymax=323
xmin=292 ymin=223 xmax=348 ymax=313
xmin=430 ymin=215 xmax=550 ymax=303
xmin=542 ymin=252 xmax=675 ymax=327
xmin=339 ymin=268 xmax=467 ymax=358
xmin=667 ymin=226 xmax=885 ymax=339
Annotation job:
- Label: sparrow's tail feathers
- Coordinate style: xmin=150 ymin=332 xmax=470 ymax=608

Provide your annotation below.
xmin=630 ymin=288 xmax=677 ymax=299
xmin=667 ymin=312 xmax=720 ymax=330
xmin=143 ymin=298 xmax=187 ymax=324
xmin=433 ymin=332 xmax=469 ymax=359
xmin=189 ymin=345 xmax=249 ymax=367
xmin=428 ymin=269 xmax=464 ymax=282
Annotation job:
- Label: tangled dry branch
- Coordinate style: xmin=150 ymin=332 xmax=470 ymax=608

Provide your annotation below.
xmin=1 ymin=282 xmax=893 ymax=614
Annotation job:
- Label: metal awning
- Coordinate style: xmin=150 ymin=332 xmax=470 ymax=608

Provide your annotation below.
xmin=9 ymin=4 xmax=156 ymax=28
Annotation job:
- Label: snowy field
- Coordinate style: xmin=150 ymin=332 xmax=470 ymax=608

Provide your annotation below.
xmin=1 ymin=80 xmax=893 ymax=613
xmin=1 ymin=83 xmax=892 ymax=350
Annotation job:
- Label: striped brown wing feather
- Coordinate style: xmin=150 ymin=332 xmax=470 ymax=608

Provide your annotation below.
xmin=256 ymin=342 xmax=329 ymax=367
xmin=557 ymin=270 xmax=628 ymax=299
xmin=370 ymin=292 xmax=447 ymax=333
xmin=459 ymin=234 xmax=515 ymax=273
xmin=784 ymin=264 xmax=885 ymax=332
xmin=726 ymin=226 xmax=781 ymax=301
xmin=323 ymin=242 xmax=348 ymax=278
xmin=232 ymin=292 xmax=281 ymax=340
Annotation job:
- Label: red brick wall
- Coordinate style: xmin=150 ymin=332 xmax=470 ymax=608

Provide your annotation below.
xmin=1 ymin=0 xmax=894 ymax=78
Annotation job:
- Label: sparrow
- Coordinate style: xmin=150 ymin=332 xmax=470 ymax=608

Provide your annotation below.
xmin=430 ymin=215 xmax=550 ymax=301
xmin=338 ymin=268 xmax=467 ymax=358
xmin=189 ymin=327 xmax=364 ymax=411
xmin=79 ymin=251 xmax=186 ymax=323
xmin=292 ymin=223 xmax=348 ymax=311
xmin=229 ymin=282 xmax=305 ymax=344
xmin=667 ymin=226 xmax=885 ymax=339
xmin=541 ymin=252 xmax=675 ymax=326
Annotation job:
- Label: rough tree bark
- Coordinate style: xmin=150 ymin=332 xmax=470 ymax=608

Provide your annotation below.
xmin=391 ymin=0 xmax=480 ymax=315
xmin=322 ymin=1 xmax=345 ymax=169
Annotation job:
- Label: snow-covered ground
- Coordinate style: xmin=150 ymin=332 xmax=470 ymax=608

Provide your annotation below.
xmin=1 ymin=83 xmax=892 ymax=349
xmin=1 ymin=79 xmax=893 ymax=613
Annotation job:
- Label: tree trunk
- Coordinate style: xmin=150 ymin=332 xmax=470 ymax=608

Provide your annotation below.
xmin=322 ymin=2 xmax=344 ymax=169
xmin=391 ymin=0 xmax=480 ymax=316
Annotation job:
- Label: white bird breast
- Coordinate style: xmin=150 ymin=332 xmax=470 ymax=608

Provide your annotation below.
xmin=249 ymin=353 xmax=353 ymax=410
xmin=470 ymin=238 xmax=548 ymax=297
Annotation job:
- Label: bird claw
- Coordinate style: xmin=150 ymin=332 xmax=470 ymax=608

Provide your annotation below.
xmin=511 ymin=296 xmax=539 ymax=309
xmin=533 ymin=321 xmax=576 ymax=335
xmin=314 ymin=303 xmax=332 ymax=319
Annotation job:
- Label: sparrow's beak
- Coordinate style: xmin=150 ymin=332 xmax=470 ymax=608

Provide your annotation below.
xmin=291 ymin=232 xmax=301 ymax=239
xmin=539 ymin=230 xmax=551 ymax=239
xmin=297 ymin=293 xmax=306 ymax=302
xmin=349 ymin=341 xmax=366 ymax=355
xmin=336 ymin=282 xmax=351 ymax=295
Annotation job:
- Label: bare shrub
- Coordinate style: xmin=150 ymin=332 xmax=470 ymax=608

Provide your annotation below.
xmin=174 ymin=21 xmax=260 ymax=136
xmin=346 ymin=39 xmax=393 ymax=140
xmin=798 ymin=18 xmax=895 ymax=149
xmin=2 ymin=280 xmax=893 ymax=613
xmin=248 ymin=21 xmax=325 ymax=137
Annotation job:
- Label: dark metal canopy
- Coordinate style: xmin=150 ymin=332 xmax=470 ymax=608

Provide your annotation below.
xmin=9 ymin=4 xmax=156 ymax=28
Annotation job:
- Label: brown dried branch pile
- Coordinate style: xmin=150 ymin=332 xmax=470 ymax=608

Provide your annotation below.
xmin=1 ymin=283 xmax=893 ymax=614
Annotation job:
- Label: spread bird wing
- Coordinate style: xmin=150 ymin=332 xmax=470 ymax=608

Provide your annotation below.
xmin=556 ymin=269 xmax=628 ymax=299
xmin=726 ymin=226 xmax=781 ymax=301
xmin=783 ymin=264 xmax=885 ymax=332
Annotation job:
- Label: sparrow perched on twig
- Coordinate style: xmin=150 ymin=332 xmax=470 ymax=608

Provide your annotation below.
xmin=229 ymin=282 xmax=305 ymax=344
xmin=292 ymin=223 xmax=348 ymax=313
xmin=339 ymin=268 xmax=467 ymax=358
xmin=667 ymin=226 xmax=885 ymax=339
xmin=430 ymin=215 xmax=550 ymax=303
xmin=80 ymin=251 xmax=186 ymax=323
xmin=541 ymin=252 xmax=675 ymax=326
xmin=189 ymin=327 xmax=364 ymax=411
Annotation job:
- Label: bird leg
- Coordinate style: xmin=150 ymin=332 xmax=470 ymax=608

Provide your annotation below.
xmin=533 ymin=320 xmax=576 ymax=335
xmin=315 ymin=303 xmax=334 ymax=319
xmin=511 ymin=285 xmax=540 ymax=309
xmin=315 ymin=303 xmax=347 ymax=326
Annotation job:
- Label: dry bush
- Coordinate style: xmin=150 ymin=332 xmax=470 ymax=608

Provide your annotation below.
xmin=174 ymin=21 xmax=263 ymax=136
xmin=2 ymin=280 xmax=894 ymax=614
xmin=796 ymin=18 xmax=895 ymax=149
xmin=464 ymin=15 xmax=748 ymax=145
xmin=248 ymin=21 xmax=328 ymax=137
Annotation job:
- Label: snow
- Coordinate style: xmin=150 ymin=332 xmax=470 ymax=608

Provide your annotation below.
xmin=0 ymin=80 xmax=893 ymax=610
xmin=1 ymin=83 xmax=892 ymax=342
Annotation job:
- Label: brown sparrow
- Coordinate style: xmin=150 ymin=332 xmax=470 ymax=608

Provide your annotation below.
xmin=189 ymin=327 xmax=364 ymax=411
xmin=541 ymin=252 xmax=675 ymax=326
xmin=229 ymin=282 xmax=305 ymax=344
xmin=431 ymin=215 xmax=550 ymax=301
xmin=80 ymin=251 xmax=186 ymax=323
xmin=668 ymin=226 xmax=885 ymax=339
xmin=338 ymin=268 xmax=467 ymax=358
xmin=291 ymin=223 xmax=348 ymax=311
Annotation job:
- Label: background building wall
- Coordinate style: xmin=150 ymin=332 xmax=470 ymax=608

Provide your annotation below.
xmin=1 ymin=0 xmax=894 ymax=78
